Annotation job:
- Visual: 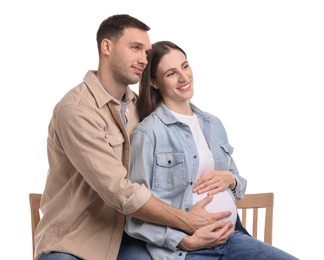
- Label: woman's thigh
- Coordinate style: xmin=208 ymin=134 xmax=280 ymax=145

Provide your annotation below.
xmin=224 ymin=231 xmax=298 ymax=260
xmin=117 ymin=232 xmax=152 ymax=260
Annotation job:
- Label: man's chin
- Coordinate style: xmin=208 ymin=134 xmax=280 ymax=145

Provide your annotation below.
xmin=128 ymin=77 xmax=140 ymax=85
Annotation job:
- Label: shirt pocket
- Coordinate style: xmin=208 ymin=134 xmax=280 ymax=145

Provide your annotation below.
xmin=105 ymin=130 xmax=125 ymax=159
xmin=154 ymin=152 xmax=186 ymax=192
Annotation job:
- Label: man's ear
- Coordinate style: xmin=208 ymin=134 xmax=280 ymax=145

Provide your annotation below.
xmin=101 ymin=38 xmax=113 ymax=55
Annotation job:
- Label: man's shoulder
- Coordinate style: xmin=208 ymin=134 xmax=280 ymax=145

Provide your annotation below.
xmin=57 ymin=82 xmax=90 ymax=108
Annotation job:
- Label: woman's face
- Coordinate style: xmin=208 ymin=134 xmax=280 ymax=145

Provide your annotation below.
xmin=154 ymin=49 xmax=194 ymax=109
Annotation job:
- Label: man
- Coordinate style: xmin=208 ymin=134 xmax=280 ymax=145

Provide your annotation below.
xmin=35 ymin=14 xmax=233 ymax=260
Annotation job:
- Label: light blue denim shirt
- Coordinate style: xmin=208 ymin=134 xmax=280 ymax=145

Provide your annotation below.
xmin=125 ymin=102 xmax=247 ymax=260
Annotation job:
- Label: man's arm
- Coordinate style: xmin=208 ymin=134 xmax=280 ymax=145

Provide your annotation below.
xmin=131 ymin=194 xmax=232 ymax=234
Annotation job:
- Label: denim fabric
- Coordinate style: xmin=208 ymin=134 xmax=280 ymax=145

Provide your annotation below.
xmin=117 ymin=232 xmax=152 ymax=260
xmin=125 ymin=103 xmax=248 ymax=259
xmin=185 ymin=231 xmax=299 ymax=260
xmin=39 ymin=252 xmax=81 ymax=260
xmin=38 ymin=234 xmax=153 ymax=260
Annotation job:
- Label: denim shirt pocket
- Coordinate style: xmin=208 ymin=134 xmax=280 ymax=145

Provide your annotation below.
xmin=155 ymin=152 xmax=186 ymax=191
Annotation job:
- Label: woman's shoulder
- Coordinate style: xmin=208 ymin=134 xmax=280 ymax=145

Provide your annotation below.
xmin=193 ymin=105 xmax=223 ymax=124
xmin=134 ymin=112 xmax=161 ymax=132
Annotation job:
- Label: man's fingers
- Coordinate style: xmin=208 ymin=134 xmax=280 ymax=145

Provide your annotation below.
xmin=194 ymin=196 xmax=232 ymax=221
xmin=204 ymin=221 xmax=234 ymax=248
xmin=195 ymin=194 xmax=213 ymax=207
xmin=209 ymin=220 xmax=233 ymax=231
xmin=213 ymin=211 xmax=232 ymax=221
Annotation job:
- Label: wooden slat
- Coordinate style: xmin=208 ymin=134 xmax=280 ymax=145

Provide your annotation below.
xmin=29 ymin=193 xmax=42 ymax=258
xmin=236 ymin=192 xmax=274 ymax=245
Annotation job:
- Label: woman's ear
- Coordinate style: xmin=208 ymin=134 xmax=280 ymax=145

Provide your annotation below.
xmin=150 ymin=81 xmax=158 ymax=89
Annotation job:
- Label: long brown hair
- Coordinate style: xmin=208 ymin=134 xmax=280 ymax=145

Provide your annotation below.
xmin=137 ymin=41 xmax=187 ymax=121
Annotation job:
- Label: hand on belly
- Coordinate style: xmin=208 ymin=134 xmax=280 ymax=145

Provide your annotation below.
xmin=192 ymin=189 xmax=237 ymax=227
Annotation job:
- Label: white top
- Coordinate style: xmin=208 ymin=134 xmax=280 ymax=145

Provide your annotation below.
xmin=171 ymin=111 xmax=237 ymax=226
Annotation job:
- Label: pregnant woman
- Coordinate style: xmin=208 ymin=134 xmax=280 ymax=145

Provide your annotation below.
xmin=125 ymin=41 xmax=298 ymax=260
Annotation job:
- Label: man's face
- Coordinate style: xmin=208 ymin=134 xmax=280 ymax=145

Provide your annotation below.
xmin=110 ymin=27 xmax=151 ymax=85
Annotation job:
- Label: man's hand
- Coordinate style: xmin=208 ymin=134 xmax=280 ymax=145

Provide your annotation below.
xmin=131 ymin=195 xmax=232 ymax=235
xmin=185 ymin=195 xmax=232 ymax=234
xmin=193 ymin=170 xmax=236 ymax=195
xmin=178 ymin=221 xmax=234 ymax=251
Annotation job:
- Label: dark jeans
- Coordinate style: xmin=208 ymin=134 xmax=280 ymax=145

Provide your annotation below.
xmin=185 ymin=230 xmax=299 ymax=260
xmin=39 ymin=252 xmax=81 ymax=260
xmin=117 ymin=232 xmax=152 ymax=260
xmin=38 ymin=233 xmax=151 ymax=260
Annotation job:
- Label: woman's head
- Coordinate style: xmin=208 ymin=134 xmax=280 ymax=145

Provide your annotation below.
xmin=137 ymin=41 xmax=194 ymax=121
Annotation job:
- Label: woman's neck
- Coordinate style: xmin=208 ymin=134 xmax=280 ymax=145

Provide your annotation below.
xmin=164 ymin=100 xmax=193 ymax=115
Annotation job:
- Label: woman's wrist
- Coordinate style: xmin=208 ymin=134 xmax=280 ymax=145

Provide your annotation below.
xmin=230 ymin=176 xmax=237 ymax=191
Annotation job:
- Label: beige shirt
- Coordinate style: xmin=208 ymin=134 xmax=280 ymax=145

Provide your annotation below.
xmin=34 ymin=71 xmax=151 ymax=260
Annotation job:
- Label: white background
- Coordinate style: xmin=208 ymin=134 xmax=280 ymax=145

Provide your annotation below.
xmin=1 ymin=0 xmax=323 ymax=259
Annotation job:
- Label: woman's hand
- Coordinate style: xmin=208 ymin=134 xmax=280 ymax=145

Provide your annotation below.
xmin=193 ymin=170 xmax=236 ymax=195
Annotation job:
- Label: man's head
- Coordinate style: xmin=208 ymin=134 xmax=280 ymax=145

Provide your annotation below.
xmin=96 ymin=14 xmax=152 ymax=96
xmin=96 ymin=14 xmax=150 ymax=55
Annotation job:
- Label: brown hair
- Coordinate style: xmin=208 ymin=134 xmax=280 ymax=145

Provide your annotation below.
xmin=96 ymin=14 xmax=150 ymax=54
xmin=137 ymin=41 xmax=187 ymax=121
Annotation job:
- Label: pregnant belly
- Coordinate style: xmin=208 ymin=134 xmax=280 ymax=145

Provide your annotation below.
xmin=192 ymin=189 xmax=237 ymax=226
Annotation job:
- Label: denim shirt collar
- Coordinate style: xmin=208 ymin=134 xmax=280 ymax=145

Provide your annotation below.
xmin=154 ymin=102 xmax=211 ymax=125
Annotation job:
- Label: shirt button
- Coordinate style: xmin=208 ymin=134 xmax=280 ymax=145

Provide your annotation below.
xmin=178 ymin=252 xmax=183 ymax=256
xmin=189 ymin=182 xmax=193 ymax=185
xmin=193 ymin=155 xmax=197 ymax=159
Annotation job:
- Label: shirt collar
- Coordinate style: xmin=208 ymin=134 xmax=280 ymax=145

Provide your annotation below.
xmin=83 ymin=70 xmax=136 ymax=108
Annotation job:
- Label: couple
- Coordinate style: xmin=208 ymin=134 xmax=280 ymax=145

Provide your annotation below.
xmin=35 ymin=14 xmax=298 ymax=259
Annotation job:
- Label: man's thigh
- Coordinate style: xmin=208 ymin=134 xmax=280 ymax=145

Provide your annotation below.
xmin=39 ymin=252 xmax=81 ymax=260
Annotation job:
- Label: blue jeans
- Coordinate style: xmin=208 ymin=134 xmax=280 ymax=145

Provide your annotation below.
xmin=117 ymin=232 xmax=152 ymax=260
xmin=185 ymin=230 xmax=299 ymax=260
xmin=38 ymin=233 xmax=151 ymax=260
xmin=39 ymin=252 xmax=81 ymax=260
